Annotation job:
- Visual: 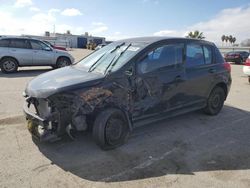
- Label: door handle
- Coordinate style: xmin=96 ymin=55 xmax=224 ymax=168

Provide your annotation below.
xmin=209 ymin=68 xmax=216 ymax=73
xmin=175 ymin=76 xmax=182 ymax=82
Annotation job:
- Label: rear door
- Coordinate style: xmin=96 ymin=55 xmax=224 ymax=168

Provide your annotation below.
xmin=8 ymin=39 xmax=33 ymax=65
xmin=184 ymin=42 xmax=216 ymax=104
xmin=132 ymin=42 xmax=187 ymax=120
xmin=29 ymin=40 xmax=54 ymax=65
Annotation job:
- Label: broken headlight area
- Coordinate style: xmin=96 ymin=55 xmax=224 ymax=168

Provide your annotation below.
xmin=23 ymin=94 xmax=90 ymax=142
xmin=24 ymin=97 xmax=62 ymax=142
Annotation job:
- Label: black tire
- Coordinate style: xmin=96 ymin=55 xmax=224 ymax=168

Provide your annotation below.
xmin=248 ymin=77 xmax=250 ymax=84
xmin=56 ymin=57 xmax=71 ymax=68
xmin=203 ymin=87 xmax=225 ymax=115
xmin=93 ymin=108 xmax=130 ymax=150
xmin=0 ymin=57 xmax=18 ymax=73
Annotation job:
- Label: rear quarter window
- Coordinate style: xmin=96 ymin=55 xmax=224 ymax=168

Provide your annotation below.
xmin=214 ymin=47 xmax=224 ymax=64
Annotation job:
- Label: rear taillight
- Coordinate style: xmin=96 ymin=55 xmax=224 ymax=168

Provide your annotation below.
xmin=245 ymin=59 xmax=250 ymax=66
xmin=223 ymin=62 xmax=231 ymax=72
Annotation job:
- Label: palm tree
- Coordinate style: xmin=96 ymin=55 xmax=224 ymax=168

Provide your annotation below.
xmin=229 ymin=35 xmax=233 ymax=45
xmin=225 ymin=36 xmax=229 ymax=46
xmin=187 ymin=30 xmax=205 ymax=39
xmin=221 ymin=35 xmax=226 ymax=46
xmin=232 ymin=37 xmax=236 ymax=45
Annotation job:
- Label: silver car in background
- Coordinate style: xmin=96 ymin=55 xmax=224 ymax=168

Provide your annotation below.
xmin=0 ymin=37 xmax=74 ymax=73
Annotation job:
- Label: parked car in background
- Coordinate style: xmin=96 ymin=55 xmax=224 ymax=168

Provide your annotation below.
xmin=43 ymin=41 xmax=67 ymax=51
xmin=243 ymin=55 xmax=250 ymax=83
xmin=23 ymin=37 xmax=231 ymax=150
xmin=224 ymin=51 xmax=249 ymax=64
xmin=0 ymin=37 xmax=74 ymax=73
xmin=95 ymin=43 xmax=107 ymax=50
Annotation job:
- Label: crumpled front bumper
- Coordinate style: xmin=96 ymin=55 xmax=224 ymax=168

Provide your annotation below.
xmin=23 ymin=101 xmax=59 ymax=142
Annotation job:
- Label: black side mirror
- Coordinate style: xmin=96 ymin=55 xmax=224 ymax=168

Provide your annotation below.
xmin=125 ymin=67 xmax=134 ymax=77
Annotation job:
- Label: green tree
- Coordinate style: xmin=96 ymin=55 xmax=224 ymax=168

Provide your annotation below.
xmin=187 ymin=30 xmax=205 ymax=39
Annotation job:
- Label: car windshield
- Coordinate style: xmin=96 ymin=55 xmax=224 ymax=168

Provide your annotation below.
xmin=75 ymin=42 xmax=143 ymax=74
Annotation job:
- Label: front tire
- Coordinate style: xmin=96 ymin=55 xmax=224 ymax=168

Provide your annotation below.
xmin=203 ymin=87 xmax=225 ymax=115
xmin=0 ymin=57 xmax=18 ymax=73
xmin=93 ymin=108 xmax=130 ymax=150
xmin=56 ymin=57 xmax=71 ymax=68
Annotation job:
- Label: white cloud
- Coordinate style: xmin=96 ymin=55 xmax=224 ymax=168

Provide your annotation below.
xmin=153 ymin=30 xmax=185 ymax=37
xmin=0 ymin=9 xmax=67 ymax=36
xmin=90 ymin=22 xmax=108 ymax=35
xmin=153 ymin=6 xmax=250 ymax=44
xmin=29 ymin=6 xmax=40 ymax=12
xmin=142 ymin=0 xmax=159 ymax=5
xmin=14 ymin=0 xmax=32 ymax=8
xmin=61 ymin=8 xmax=82 ymax=16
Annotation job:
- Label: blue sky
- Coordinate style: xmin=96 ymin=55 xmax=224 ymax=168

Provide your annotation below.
xmin=0 ymin=0 xmax=250 ymax=43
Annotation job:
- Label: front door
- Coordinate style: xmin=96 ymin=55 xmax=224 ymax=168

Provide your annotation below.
xmin=132 ymin=42 xmax=187 ymax=121
xmin=29 ymin=40 xmax=54 ymax=65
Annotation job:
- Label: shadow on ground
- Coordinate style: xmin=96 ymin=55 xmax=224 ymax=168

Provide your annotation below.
xmin=35 ymin=105 xmax=250 ymax=182
xmin=0 ymin=67 xmax=52 ymax=78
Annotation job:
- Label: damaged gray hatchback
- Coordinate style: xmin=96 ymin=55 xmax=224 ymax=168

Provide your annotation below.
xmin=23 ymin=37 xmax=231 ymax=150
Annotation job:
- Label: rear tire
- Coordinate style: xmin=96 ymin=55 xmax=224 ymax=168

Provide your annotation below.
xmin=248 ymin=77 xmax=250 ymax=84
xmin=0 ymin=57 xmax=18 ymax=73
xmin=203 ymin=87 xmax=225 ymax=115
xmin=56 ymin=57 xmax=71 ymax=68
xmin=93 ymin=108 xmax=130 ymax=150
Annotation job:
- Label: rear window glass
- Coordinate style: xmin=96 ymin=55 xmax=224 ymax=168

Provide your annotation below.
xmin=0 ymin=39 xmax=10 ymax=47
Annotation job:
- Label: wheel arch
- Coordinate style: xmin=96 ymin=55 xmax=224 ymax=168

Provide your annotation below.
xmin=56 ymin=56 xmax=72 ymax=64
xmin=213 ymin=82 xmax=228 ymax=100
xmin=93 ymin=106 xmax=133 ymax=131
xmin=0 ymin=56 xmax=19 ymax=66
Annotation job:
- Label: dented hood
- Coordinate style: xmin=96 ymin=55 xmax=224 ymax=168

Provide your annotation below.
xmin=25 ymin=66 xmax=104 ymax=98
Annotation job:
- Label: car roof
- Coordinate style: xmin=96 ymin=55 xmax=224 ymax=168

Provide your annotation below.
xmin=0 ymin=36 xmax=41 ymax=41
xmin=116 ymin=36 xmax=214 ymax=46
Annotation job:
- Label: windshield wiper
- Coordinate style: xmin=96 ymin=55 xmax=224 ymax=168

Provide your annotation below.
xmin=88 ymin=42 xmax=126 ymax=72
xmin=104 ymin=43 xmax=132 ymax=75
xmin=88 ymin=53 xmax=107 ymax=72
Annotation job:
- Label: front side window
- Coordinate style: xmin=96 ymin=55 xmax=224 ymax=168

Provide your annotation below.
xmin=9 ymin=39 xmax=30 ymax=49
xmin=138 ymin=43 xmax=184 ymax=74
xmin=30 ymin=40 xmax=50 ymax=50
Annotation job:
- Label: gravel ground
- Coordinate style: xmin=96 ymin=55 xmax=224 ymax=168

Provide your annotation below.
xmin=0 ymin=51 xmax=250 ymax=188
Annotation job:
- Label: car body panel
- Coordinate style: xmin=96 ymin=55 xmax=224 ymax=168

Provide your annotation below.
xmin=23 ymin=37 xmax=231 ymax=141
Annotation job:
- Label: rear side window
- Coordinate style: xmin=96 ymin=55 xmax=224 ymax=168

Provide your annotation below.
xmin=186 ymin=44 xmax=205 ymax=67
xmin=9 ymin=39 xmax=30 ymax=49
xmin=0 ymin=39 xmax=10 ymax=47
xmin=186 ymin=44 xmax=213 ymax=67
xmin=138 ymin=43 xmax=184 ymax=74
